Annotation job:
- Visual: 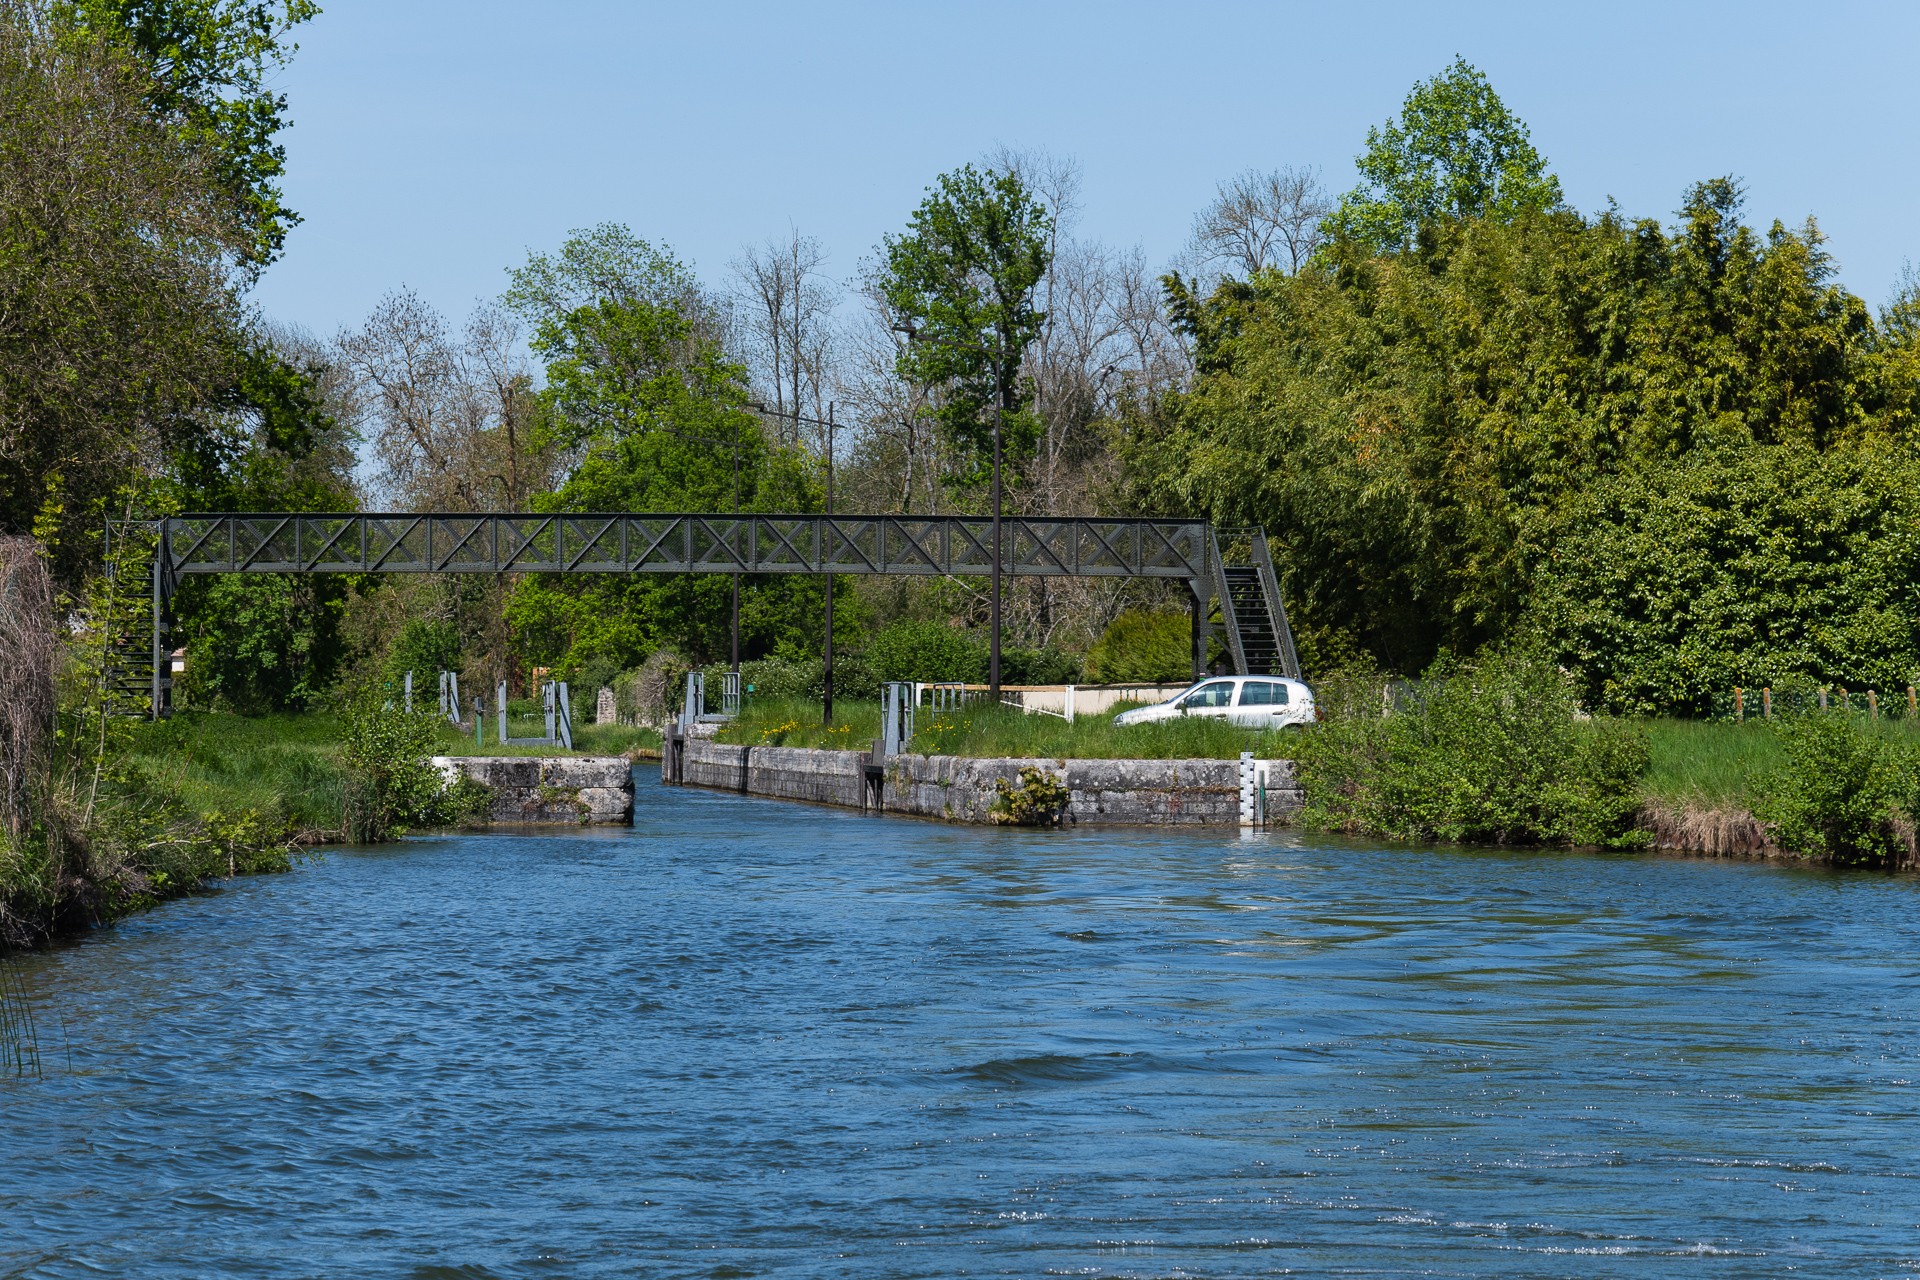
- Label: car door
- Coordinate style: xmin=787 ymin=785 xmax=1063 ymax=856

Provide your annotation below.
xmin=1177 ymin=679 xmax=1238 ymax=718
xmin=1231 ymin=679 xmax=1288 ymax=726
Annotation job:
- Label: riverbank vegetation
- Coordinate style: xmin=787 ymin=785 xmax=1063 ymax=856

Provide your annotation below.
xmin=11 ymin=4 xmax=1920 ymax=948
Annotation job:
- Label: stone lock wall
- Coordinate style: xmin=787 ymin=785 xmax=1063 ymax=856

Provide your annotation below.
xmin=433 ymin=756 xmax=634 ymax=825
xmin=672 ymin=739 xmax=1302 ymax=826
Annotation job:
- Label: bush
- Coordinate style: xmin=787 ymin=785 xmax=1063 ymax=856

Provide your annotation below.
xmin=1001 ymin=646 xmax=1082 ymax=685
xmin=869 ymin=620 xmax=987 ymax=684
xmin=1289 ymin=652 xmax=1648 ymax=848
xmin=1085 ymin=609 xmax=1190 ymax=683
xmin=1756 ymin=714 xmax=1909 ymax=865
xmin=340 ymin=695 xmax=478 ymax=842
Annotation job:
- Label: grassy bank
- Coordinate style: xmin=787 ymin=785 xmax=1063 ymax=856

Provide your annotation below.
xmin=713 ymin=696 xmax=1296 ymax=760
xmin=1644 ymin=718 xmax=1920 ymax=808
xmin=2 ymin=710 xmax=660 ymax=952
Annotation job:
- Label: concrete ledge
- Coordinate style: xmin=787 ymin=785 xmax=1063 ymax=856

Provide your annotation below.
xmin=433 ymin=756 xmax=634 ymax=825
xmin=672 ymin=740 xmax=1301 ymax=826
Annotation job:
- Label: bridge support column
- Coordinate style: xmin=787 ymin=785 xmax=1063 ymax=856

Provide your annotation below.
xmin=1188 ymin=578 xmax=1209 ymax=682
xmin=151 ymin=533 xmax=175 ymax=720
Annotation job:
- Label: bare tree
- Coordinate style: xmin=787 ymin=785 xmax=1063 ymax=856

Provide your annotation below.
xmin=731 ymin=228 xmax=836 ymax=442
xmin=1190 ymin=166 xmax=1331 ymax=276
xmin=339 ymin=290 xmax=554 ymax=511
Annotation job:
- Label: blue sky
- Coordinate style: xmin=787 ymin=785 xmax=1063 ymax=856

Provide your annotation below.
xmin=251 ymin=0 xmax=1920 ymax=337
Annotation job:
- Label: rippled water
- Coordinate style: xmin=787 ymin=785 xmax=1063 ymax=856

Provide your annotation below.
xmin=6 ymin=767 xmax=1920 ymax=1277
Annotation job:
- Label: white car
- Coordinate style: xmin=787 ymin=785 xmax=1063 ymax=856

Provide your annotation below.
xmin=1112 ymin=675 xmax=1315 ymax=729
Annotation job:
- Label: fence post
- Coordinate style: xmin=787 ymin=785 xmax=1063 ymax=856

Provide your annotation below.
xmin=1763 ymin=687 xmax=1772 ymax=720
xmin=497 ymin=680 xmax=507 ymax=744
xmin=1819 ymin=687 xmax=1828 ymax=712
xmin=404 ymin=670 xmax=413 ymax=714
xmin=1869 ymin=689 xmax=1879 ymax=718
xmin=1910 ymin=685 xmax=1918 ymax=717
xmin=1064 ymin=684 xmax=1076 ymax=724
xmin=1734 ymin=686 xmax=1743 ymax=721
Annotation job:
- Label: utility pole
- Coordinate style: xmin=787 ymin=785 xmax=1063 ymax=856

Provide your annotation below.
xmin=890 ymin=325 xmax=1009 ymax=701
xmin=823 ymin=401 xmax=836 ymax=725
xmin=745 ymin=400 xmax=840 ymax=725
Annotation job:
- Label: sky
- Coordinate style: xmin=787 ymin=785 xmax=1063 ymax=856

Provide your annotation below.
xmin=251 ymin=0 xmax=1920 ymax=339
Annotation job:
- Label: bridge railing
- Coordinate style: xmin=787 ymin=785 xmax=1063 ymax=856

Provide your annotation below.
xmin=115 ymin=513 xmax=1213 ymax=581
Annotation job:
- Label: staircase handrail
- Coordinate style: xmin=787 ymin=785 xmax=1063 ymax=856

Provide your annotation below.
xmin=1207 ymin=528 xmax=1249 ymax=677
xmin=1249 ymin=530 xmax=1303 ymax=680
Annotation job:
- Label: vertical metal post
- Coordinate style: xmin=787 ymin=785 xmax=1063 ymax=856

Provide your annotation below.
xmin=1189 ymin=579 xmax=1207 ymax=682
xmin=497 ymin=679 xmax=508 ymax=745
xmin=823 ymin=401 xmax=835 ymax=727
xmin=151 ymin=546 xmax=165 ymax=720
xmin=731 ymin=424 xmax=741 ymax=675
xmin=990 ymin=356 xmax=1003 ymax=700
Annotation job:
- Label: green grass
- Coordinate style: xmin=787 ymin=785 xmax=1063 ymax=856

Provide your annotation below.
xmin=713 ymin=696 xmax=1297 ymax=760
xmin=123 ymin=712 xmax=661 ymax=833
xmin=125 ymin=711 xmax=352 ymax=832
xmin=429 ymin=718 xmax=660 ymax=758
xmin=1642 ymin=716 xmax=1920 ymax=808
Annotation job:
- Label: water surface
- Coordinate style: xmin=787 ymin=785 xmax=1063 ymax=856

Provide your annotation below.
xmin=5 ymin=768 xmax=1919 ymax=1276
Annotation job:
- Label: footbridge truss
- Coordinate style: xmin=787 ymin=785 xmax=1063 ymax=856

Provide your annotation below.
xmin=110 ymin=512 xmax=1299 ymax=716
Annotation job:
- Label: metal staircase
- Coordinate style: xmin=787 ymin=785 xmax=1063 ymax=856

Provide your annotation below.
xmin=1209 ymin=528 xmax=1302 ymax=678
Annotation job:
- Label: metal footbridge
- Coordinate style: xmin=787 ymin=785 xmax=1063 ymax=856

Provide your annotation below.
xmin=109 ymin=512 xmax=1300 ymax=717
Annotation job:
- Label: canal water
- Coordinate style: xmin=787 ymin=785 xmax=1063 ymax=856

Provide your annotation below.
xmin=4 ymin=768 xmax=1918 ymax=1277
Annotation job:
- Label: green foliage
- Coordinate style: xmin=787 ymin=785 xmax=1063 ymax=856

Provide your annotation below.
xmin=0 ymin=9 xmax=247 ymax=582
xmin=1531 ymin=445 xmax=1920 ymax=714
xmin=1325 ymin=56 xmax=1561 ymax=255
xmin=502 ymin=226 xmax=833 ymax=672
xmin=1001 ymin=646 xmax=1081 ymax=685
xmin=339 ymin=696 xmax=469 ymax=842
xmin=879 ymin=163 xmax=1052 ymax=487
xmin=708 ymin=655 xmax=881 ymax=706
xmin=868 ymin=619 xmax=986 ymax=684
xmin=59 ymin=0 xmax=319 ymax=267
xmin=990 ymin=766 xmax=1070 ymax=827
xmin=1757 ymin=714 xmax=1911 ymax=865
xmin=1085 ymin=609 xmax=1191 ymax=683
xmin=1289 ymin=653 xmax=1649 ymax=848
xmin=1134 ymin=176 xmax=1906 ymax=690
xmin=176 ymin=573 xmax=345 ymax=712
xmin=382 ymin=617 xmax=462 ymax=689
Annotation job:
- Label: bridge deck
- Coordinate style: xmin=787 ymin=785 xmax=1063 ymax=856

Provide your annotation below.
xmin=128 ymin=513 xmax=1214 ymax=580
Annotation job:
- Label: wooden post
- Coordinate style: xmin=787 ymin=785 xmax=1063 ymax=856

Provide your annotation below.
xmin=1762 ymin=687 xmax=1772 ymax=719
xmin=1733 ymin=686 xmax=1743 ymax=721
xmin=1839 ymin=687 xmax=1850 ymax=712
xmin=1869 ymin=689 xmax=1879 ymax=718
xmin=1819 ymin=687 xmax=1828 ymax=711
xmin=1909 ymin=685 xmax=1917 ymax=717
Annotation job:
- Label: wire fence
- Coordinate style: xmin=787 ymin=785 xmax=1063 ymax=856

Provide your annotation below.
xmin=1708 ymin=684 xmax=1920 ymax=722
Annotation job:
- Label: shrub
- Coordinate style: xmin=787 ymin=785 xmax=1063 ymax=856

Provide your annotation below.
xmin=1757 ymin=714 xmax=1908 ymax=865
xmin=1001 ymin=646 xmax=1082 ymax=685
xmin=340 ymin=695 xmax=477 ymax=842
xmin=1085 ymin=609 xmax=1190 ymax=683
xmin=1289 ymin=651 xmax=1648 ymax=848
xmin=869 ymin=620 xmax=987 ymax=684
xmin=991 ymin=766 xmax=1070 ymax=826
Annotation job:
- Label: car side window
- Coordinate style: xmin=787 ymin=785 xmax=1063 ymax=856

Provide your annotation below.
xmin=1239 ymin=680 xmax=1287 ymax=706
xmin=1184 ymin=681 xmax=1234 ymax=708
